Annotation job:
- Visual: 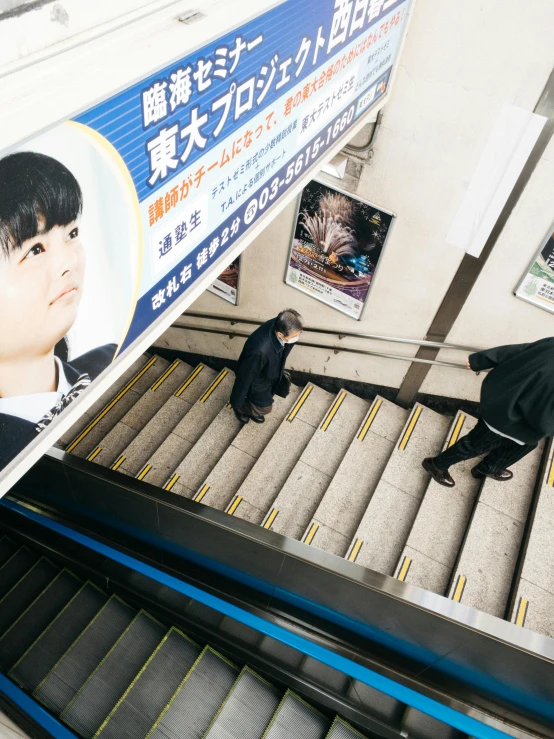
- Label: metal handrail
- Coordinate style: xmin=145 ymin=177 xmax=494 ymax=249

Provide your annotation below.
xmin=182 ymin=312 xmax=477 ymax=351
xmin=177 ymin=312 xmax=476 ymax=369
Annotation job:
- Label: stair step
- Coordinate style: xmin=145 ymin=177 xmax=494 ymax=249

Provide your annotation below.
xmin=198 ymin=387 xmax=302 ymax=511
xmin=449 ymin=442 xmax=544 ymax=618
xmin=58 ymin=353 xmax=152 ymax=448
xmin=0 ymin=558 xmax=60 ymax=637
xmin=92 ymin=360 xmax=193 ymax=468
xmin=229 ymin=384 xmax=334 ymax=526
xmin=33 ymin=595 xmax=136 ymax=716
xmin=0 ymin=569 xmax=82 ymax=673
xmin=0 ymin=536 xmax=18 ymax=567
xmin=168 ymin=405 xmax=243 ymax=498
xmin=67 ymin=356 xmax=170 ymax=458
xmin=325 ymin=717 xmax=367 ymax=738
xmin=9 ymin=582 xmax=109 ymax=694
xmin=96 ymin=627 xmax=201 ymax=739
xmin=148 ymin=646 xmax=239 ymax=739
xmin=510 ymin=443 xmax=554 ymax=637
xmin=303 ymin=397 xmax=409 ymax=556
xmin=346 ymin=404 xmax=450 ymax=576
xmin=262 ymin=691 xmax=330 ymax=739
xmin=61 ymin=611 xmax=166 ymax=739
xmin=139 ymin=368 xmax=235 ymax=487
xmin=0 ymin=547 xmax=39 ymax=599
xmin=117 ymin=364 xmax=216 ymax=478
xmin=395 ymin=412 xmax=480 ymax=595
xmin=203 ymin=667 xmax=281 ymax=739
xmin=267 ymin=391 xmax=370 ymax=539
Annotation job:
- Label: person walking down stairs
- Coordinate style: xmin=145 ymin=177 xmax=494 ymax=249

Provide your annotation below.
xmin=423 ymin=337 xmax=554 ymax=487
xmin=231 ymin=309 xmax=303 ymax=425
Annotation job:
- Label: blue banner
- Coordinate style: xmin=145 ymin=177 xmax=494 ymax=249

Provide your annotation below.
xmin=0 ymin=0 xmax=411 ymax=480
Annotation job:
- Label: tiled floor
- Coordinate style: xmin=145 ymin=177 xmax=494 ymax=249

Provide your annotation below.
xmin=0 ymin=711 xmax=31 ymax=739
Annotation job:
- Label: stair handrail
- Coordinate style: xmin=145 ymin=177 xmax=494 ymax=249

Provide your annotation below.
xmin=176 ymin=312 xmax=478 ymax=369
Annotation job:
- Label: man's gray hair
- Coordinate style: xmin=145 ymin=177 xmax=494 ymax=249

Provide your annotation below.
xmin=275 ymin=308 xmax=304 ymax=337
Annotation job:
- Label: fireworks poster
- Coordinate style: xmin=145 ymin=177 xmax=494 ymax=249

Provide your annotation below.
xmin=207 ymin=257 xmax=241 ymax=305
xmin=515 ymin=226 xmax=554 ymax=314
xmin=286 ymin=180 xmax=393 ymax=319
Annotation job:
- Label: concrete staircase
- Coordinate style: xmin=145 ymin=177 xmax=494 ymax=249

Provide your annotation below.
xmin=59 ymin=352 xmax=552 ymax=640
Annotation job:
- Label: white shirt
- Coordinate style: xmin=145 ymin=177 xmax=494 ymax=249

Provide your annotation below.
xmin=0 ymin=357 xmax=72 ymax=424
xmin=484 ymin=420 xmax=525 ymax=446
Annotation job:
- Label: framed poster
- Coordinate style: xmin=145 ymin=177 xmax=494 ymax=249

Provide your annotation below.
xmin=515 ymin=225 xmax=554 ymax=313
xmin=207 ymin=256 xmax=241 ymax=305
xmin=285 ymin=180 xmax=394 ymax=319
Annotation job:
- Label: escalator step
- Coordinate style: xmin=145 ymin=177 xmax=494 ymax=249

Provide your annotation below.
xmin=0 ymin=569 xmax=81 ymax=672
xmin=262 ymin=691 xmax=330 ymax=739
xmin=9 ymin=582 xmax=109 ymax=694
xmin=0 ymin=558 xmax=59 ymax=637
xmin=97 ymin=627 xmax=201 ymax=739
xmin=34 ymin=595 xmax=136 ymax=716
xmin=204 ymin=666 xmax=281 ymax=739
xmin=0 ymin=537 xmax=18 ymax=567
xmin=148 ymin=646 xmax=239 ymax=739
xmin=325 ymin=717 xmax=367 ymax=738
xmin=60 ymin=610 xmax=167 ymax=739
xmin=0 ymin=547 xmax=38 ymax=599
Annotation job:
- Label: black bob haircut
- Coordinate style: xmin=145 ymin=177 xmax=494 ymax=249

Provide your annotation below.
xmin=0 ymin=151 xmax=83 ymax=258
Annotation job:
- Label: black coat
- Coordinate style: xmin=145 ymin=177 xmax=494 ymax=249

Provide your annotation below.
xmin=0 ymin=344 xmax=116 ymax=471
xmin=469 ymin=337 xmax=554 ymax=444
xmin=230 ymin=319 xmax=294 ymax=409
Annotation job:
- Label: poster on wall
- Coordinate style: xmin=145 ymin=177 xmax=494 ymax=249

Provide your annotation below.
xmin=0 ymin=0 xmax=412 ymax=486
xmin=207 ymin=257 xmax=241 ymax=305
xmin=515 ymin=226 xmax=554 ymax=313
xmin=286 ymin=180 xmax=393 ymax=319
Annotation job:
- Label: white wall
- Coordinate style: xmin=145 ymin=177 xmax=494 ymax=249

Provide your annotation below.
xmin=174 ymin=0 xmax=554 ymax=398
xmin=0 ymin=0 xmax=164 ymax=69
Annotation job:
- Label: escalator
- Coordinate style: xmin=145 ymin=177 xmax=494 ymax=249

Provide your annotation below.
xmin=2 ymin=472 xmax=553 ymax=739
xmin=0 ymin=530 xmax=359 ymax=739
xmin=0 ymin=499 xmax=475 ymax=739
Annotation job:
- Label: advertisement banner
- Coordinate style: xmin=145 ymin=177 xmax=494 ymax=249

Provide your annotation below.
xmin=208 ymin=257 xmax=241 ymax=305
xmin=515 ymin=226 xmax=554 ymax=313
xmin=286 ymin=180 xmax=393 ymax=318
xmin=0 ymin=0 xmax=412 ymax=482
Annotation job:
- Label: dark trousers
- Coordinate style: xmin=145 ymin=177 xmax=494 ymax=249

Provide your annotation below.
xmin=434 ymin=418 xmax=537 ymax=474
xmin=238 ymin=399 xmax=273 ymax=418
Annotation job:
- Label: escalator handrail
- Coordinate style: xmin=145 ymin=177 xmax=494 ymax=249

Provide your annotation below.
xmin=1 ymin=497 xmax=514 ymax=739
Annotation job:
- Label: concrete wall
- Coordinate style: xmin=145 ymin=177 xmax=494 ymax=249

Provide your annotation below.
xmin=174 ymin=0 xmax=554 ymax=400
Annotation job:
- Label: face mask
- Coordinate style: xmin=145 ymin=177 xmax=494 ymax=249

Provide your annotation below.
xmin=285 ymin=335 xmax=300 ymax=344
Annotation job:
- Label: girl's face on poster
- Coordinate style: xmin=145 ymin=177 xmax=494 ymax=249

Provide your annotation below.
xmin=0 ymin=219 xmax=85 ymax=362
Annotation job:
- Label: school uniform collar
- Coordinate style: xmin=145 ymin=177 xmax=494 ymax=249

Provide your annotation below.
xmin=0 ymin=357 xmax=72 ymax=424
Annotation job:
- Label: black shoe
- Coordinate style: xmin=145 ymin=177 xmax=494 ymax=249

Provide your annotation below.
xmin=233 ymin=408 xmax=250 ymax=424
xmin=422 ymin=457 xmax=455 ymax=488
xmin=471 ymin=467 xmax=513 ymax=481
xmin=250 ymin=414 xmax=265 ymax=424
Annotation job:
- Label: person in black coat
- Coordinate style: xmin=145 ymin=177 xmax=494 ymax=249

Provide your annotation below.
xmin=423 ymin=337 xmax=554 ymax=487
xmin=0 ymin=151 xmax=116 ymax=471
xmin=230 ymin=309 xmax=304 ymax=424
